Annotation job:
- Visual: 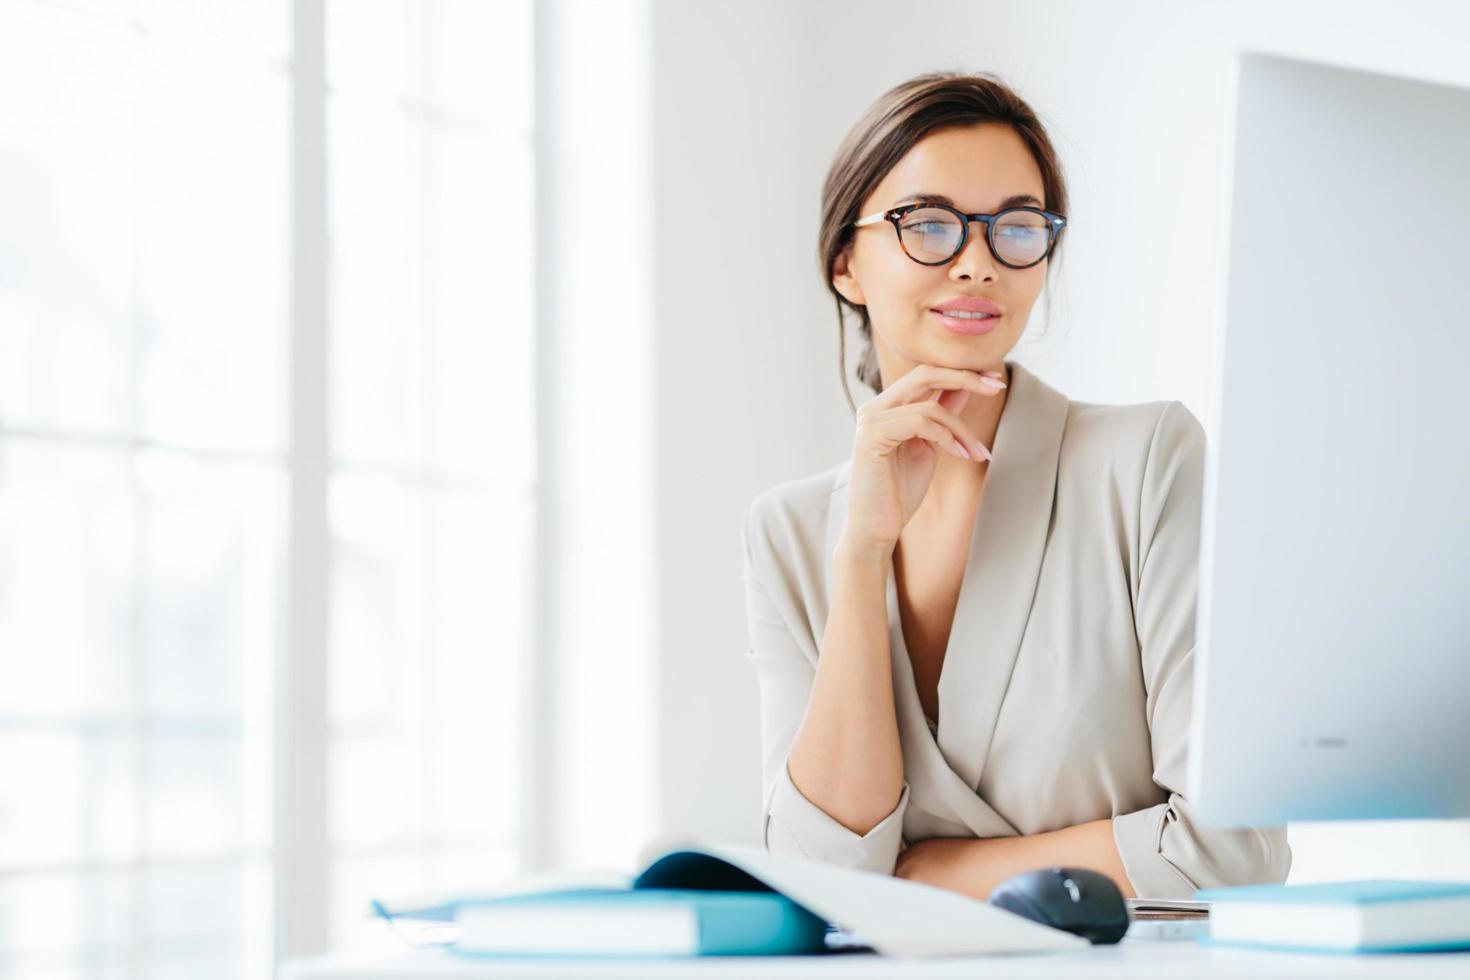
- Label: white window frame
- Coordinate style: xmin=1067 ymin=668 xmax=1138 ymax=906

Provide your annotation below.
xmin=277 ymin=0 xmax=330 ymax=962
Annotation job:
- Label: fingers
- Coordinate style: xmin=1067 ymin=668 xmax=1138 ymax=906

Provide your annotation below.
xmin=935 ymin=386 xmax=971 ymax=418
xmin=861 ymin=400 xmax=992 ymax=462
xmin=886 ymin=400 xmax=992 ymax=461
xmin=869 ymin=363 xmax=1006 ymax=412
xmin=894 ymin=415 xmax=975 ymax=461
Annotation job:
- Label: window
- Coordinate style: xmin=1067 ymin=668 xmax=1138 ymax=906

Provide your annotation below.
xmin=321 ymin=0 xmax=534 ymax=956
xmin=0 ymin=1 xmax=533 ymax=975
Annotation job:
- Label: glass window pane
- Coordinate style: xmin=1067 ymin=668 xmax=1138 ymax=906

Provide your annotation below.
xmin=136 ymin=451 xmax=282 ymax=723
xmin=132 ymin=1 xmax=290 ymax=64
xmin=0 ymin=4 xmax=289 ymax=447
xmin=325 ymin=1 xmax=414 ymax=103
xmin=427 ymin=846 xmax=518 ymax=897
xmin=428 ymin=487 xmax=526 ymax=842
xmin=134 ymin=53 xmax=288 ymax=453
xmin=439 ymin=0 xmax=532 ymax=132
xmin=329 ymin=734 xmax=425 ymax=850
xmin=327 ymin=478 xmax=529 ymax=851
xmin=0 ymin=8 xmax=137 ymax=435
xmin=0 ymin=728 xmax=142 ymax=870
xmin=433 ymin=128 xmax=534 ymax=485
xmin=140 ymin=861 xmax=271 ymax=980
xmin=0 ymin=444 xmax=134 ymax=720
xmin=135 ymin=451 xmax=279 ymax=861
xmin=0 ymin=869 xmax=131 ymax=975
xmin=328 ymin=109 xmax=534 ymax=480
xmin=326 ymin=0 xmax=531 ymax=132
xmin=328 ymin=471 xmax=428 ymax=849
xmin=328 ymin=471 xmax=426 ymax=726
xmin=327 ymin=98 xmax=428 ymax=468
xmin=0 ymin=732 xmax=84 ymax=869
xmin=147 ymin=734 xmax=266 ymax=859
xmin=91 ymin=734 xmax=144 ymax=864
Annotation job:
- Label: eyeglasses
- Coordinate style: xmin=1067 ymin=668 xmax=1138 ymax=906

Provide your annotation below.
xmin=850 ymin=202 xmax=1067 ymax=269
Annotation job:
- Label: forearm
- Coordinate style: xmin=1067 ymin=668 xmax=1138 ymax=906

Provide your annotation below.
xmin=785 ymin=538 xmax=903 ymax=836
xmin=894 ymin=818 xmax=1138 ymax=901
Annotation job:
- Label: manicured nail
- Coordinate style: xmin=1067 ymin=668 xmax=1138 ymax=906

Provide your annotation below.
xmin=975 ymin=442 xmax=993 ymax=461
xmin=952 ymin=438 xmax=972 ymax=460
xmin=980 ymin=376 xmax=1006 ymax=389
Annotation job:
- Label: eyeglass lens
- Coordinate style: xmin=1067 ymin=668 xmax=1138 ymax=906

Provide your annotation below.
xmin=898 ymin=206 xmax=1053 ymax=266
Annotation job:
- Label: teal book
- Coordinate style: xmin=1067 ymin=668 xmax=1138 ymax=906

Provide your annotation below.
xmin=1195 ymin=879 xmax=1470 ymax=954
xmin=371 ymin=836 xmax=1090 ymax=959
xmin=375 ymin=887 xmax=828 ymax=958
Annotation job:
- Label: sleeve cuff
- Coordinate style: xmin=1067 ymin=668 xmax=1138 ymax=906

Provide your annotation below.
xmin=1112 ymin=802 xmax=1199 ymax=898
xmin=1112 ymin=799 xmax=1292 ymax=898
xmin=764 ymin=759 xmax=910 ymax=876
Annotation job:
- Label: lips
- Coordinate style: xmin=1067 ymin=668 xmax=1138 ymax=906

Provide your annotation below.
xmin=932 ymin=296 xmax=1002 ymax=316
xmin=932 ymin=309 xmax=1000 ymax=336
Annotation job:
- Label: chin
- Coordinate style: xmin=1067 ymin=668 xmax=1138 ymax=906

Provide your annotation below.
xmin=927 ymin=331 xmax=997 ymax=357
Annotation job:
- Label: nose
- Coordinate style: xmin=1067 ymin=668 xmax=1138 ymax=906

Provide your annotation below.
xmin=950 ymin=219 xmax=1000 ymax=282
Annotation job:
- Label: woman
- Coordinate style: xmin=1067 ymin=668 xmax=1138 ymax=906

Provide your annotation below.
xmin=741 ymin=71 xmax=1290 ymax=901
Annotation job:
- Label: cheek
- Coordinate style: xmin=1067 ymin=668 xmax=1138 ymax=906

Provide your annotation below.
xmin=873 ymin=261 xmax=945 ymax=314
xmin=995 ymin=270 xmax=1046 ymax=322
xmin=854 ymin=237 xmax=931 ymax=300
xmin=1016 ymin=267 xmax=1047 ymax=303
xmin=899 ymin=280 xmax=941 ymax=317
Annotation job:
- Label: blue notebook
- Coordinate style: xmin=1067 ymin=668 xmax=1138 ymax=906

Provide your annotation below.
xmin=1194 ymin=879 xmax=1470 ymax=954
xmin=374 ymin=887 xmax=829 ymax=958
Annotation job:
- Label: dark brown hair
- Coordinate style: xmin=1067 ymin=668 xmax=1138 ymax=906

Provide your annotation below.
xmin=819 ymin=71 xmax=1070 ymax=415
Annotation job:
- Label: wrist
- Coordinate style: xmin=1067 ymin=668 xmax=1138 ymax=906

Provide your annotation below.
xmin=833 ymin=534 xmax=895 ymax=570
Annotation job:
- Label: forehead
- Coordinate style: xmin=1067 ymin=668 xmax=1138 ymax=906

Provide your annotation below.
xmin=867 ymin=123 xmax=1045 ymax=211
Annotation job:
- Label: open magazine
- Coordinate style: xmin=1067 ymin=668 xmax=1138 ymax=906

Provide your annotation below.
xmin=372 ymin=833 xmax=1090 ymax=958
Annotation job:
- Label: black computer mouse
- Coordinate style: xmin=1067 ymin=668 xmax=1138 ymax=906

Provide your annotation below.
xmin=987 ymin=866 xmax=1130 ymax=944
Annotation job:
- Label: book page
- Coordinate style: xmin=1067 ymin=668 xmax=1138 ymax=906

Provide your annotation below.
xmin=634 ymin=836 xmax=1089 ymax=958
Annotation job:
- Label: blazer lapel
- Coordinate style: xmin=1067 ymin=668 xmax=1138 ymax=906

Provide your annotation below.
xmin=930 ymin=360 xmax=1070 ymax=793
xmin=827 ymin=360 xmax=1071 ymax=820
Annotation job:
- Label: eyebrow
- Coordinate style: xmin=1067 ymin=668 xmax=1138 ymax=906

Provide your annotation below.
xmin=894 ymin=192 xmax=1043 ymax=210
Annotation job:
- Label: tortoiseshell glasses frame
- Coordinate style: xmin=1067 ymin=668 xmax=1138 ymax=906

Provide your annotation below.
xmin=850 ymin=202 xmax=1068 ymax=269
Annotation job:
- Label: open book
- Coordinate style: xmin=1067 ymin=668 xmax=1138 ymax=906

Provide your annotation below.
xmin=373 ymin=833 xmax=1090 ymax=958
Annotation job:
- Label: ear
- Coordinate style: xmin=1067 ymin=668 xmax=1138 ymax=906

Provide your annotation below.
xmin=831 ymin=247 xmax=867 ymax=307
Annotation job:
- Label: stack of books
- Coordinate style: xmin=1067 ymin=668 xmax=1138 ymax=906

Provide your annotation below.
xmin=1196 ymin=879 xmax=1470 ymax=953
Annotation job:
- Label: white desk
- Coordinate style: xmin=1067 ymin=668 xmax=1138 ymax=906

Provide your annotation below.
xmin=282 ymin=937 xmax=1470 ymax=979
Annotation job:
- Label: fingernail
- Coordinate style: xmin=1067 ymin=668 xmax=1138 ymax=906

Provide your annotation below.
xmin=975 ymin=442 xmax=993 ymax=461
xmin=952 ymin=438 xmax=972 ymax=460
xmin=980 ymin=377 xmax=1006 ymax=389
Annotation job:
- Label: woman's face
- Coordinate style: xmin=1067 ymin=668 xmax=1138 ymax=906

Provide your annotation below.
xmin=833 ymin=122 xmax=1050 ymax=384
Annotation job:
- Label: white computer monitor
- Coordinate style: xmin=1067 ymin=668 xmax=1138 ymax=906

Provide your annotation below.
xmin=1188 ymin=52 xmax=1470 ymax=827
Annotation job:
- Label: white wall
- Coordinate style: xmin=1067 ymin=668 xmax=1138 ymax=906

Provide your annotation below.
xmin=648 ymin=0 xmax=1470 ymax=880
xmin=650 ymin=0 xmax=825 ymax=845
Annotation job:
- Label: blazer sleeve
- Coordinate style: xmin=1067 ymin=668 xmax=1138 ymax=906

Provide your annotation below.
xmin=1110 ymin=401 xmax=1293 ymax=897
xmin=742 ymin=495 xmax=910 ymax=875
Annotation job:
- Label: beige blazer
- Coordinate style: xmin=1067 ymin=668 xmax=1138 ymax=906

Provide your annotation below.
xmin=740 ymin=359 xmax=1291 ymax=898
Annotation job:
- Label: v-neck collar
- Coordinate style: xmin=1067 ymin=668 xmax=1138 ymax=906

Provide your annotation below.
xmin=841 ymin=359 xmax=1072 ymax=795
